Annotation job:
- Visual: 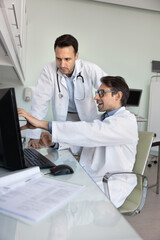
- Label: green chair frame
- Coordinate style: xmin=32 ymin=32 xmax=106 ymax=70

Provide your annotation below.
xmin=103 ymin=131 xmax=154 ymax=216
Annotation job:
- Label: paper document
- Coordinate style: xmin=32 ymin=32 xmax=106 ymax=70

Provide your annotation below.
xmin=0 ymin=167 xmax=84 ymax=224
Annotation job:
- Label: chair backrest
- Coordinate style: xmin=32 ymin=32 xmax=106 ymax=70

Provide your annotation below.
xmin=118 ymin=131 xmax=154 ymax=215
xmin=133 ymin=131 xmax=154 ymax=175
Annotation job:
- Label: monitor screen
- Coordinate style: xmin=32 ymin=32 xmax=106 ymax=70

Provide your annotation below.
xmin=0 ymin=88 xmax=25 ymax=170
xmin=127 ymin=89 xmax=142 ymax=107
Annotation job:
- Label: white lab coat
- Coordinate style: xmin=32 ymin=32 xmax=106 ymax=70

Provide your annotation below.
xmin=51 ymin=107 xmax=138 ymax=208
xmin=27 ymin=59 xmax=107 ymax=139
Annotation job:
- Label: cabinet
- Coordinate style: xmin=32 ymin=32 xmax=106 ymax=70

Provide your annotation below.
xmin=0 ymin=0 xmax=27 ymax=85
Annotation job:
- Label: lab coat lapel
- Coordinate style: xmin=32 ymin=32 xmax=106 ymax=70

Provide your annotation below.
xmin=74 ymin=60 xmax=85 ymax=100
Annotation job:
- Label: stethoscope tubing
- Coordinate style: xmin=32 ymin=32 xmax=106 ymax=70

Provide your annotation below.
xmin=56 ymin=71 xmax=84 ymax=99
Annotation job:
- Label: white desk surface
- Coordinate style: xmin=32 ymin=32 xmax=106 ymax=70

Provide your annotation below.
xmin=0 ymin=148 xmax=142 ymax=240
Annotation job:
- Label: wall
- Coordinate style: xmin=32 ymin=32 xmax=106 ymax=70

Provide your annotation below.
xmin=15 ymin=0 xmax=160 ymax=123
xmin=91 ymin=0 xmax=160 ymax=11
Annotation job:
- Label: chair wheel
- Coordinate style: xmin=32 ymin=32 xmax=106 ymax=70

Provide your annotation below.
xmin=154 ymin=161 xmax=157 ymax=164
xmin=148 ymin=163 xmax=152 ymax=167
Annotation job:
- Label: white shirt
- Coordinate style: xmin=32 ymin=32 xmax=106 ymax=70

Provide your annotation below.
xmin=62 ymin=68 xmax=77 ymax=113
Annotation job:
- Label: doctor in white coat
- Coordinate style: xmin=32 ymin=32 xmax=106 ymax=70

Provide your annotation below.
xmin=27 ymin=34 xmax=107 ymax=149
xmin=19 ymin=76 xmax=138 ymax=208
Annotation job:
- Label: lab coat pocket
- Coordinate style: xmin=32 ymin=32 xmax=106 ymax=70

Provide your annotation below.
xmin=74 ymin=78 xmax=85 ymax=100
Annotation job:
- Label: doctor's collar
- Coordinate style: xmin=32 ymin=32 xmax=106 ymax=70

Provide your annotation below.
xmin=107 ymin=107 xmax=121 ymax=116
xmin=57 ymin=66 xmax=76 ymax=79
xmin=101 ymin=107 xmax=122 ymax=121
xmin=62 ymin=67 xmax=76 ymax=80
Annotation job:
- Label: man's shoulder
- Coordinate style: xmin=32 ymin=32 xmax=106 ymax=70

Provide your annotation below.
xmin=76 ymin=59 xmax=103 ymax=73
xmin=42 ymin=61 xmax=56 ymax=71
xmin=116 ymin=107 xmax=137 ymax=119
xmin=77 ymin=59 xmax=97 ymax=67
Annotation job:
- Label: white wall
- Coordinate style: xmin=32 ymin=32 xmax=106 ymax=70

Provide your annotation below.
xmin=91 ymin=0 xmax=160 ymax=12
xmin=16 ymin=0 xmax=160 ymax=124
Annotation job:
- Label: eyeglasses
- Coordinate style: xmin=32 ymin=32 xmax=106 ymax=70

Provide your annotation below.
xmin=95 ymin=89 xmax=115 ymax=98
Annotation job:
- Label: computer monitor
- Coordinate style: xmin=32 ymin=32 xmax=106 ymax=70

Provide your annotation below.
xmin=0 ymin=88 xmax=25 ymax=170
xmin=127 ymin=89 xmax=142 ymax=107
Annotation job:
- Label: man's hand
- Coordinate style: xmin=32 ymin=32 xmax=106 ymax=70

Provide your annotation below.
xmin=18 ymin=108 xmax=49 ymax=131
xmin=28 ymin=139 xmax=43 ymax=149
xmin=39 ymin=132 xmax=55 ymax=148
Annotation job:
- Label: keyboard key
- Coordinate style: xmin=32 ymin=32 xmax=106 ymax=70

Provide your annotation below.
xmin=24 ymin=148 xmax=55 ymax=169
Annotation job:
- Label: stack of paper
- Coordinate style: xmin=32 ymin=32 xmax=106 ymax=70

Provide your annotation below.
xmin=0 ymin=167 xmax=84 ymax=224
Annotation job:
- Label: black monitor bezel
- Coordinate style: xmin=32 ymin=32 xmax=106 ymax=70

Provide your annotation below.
xmin=127 ymin=89 xmax=142 ymax=107
xmin=0 ymin=88 xmax=25 ymax=170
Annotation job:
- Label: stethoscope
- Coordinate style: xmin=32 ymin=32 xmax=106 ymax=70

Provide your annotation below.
xmin=56 ymin=70 xmax=85 ymax=99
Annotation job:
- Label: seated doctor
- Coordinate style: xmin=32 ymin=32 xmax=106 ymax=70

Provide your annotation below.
xmin=18 ymin=76 xmax=138 ymax=208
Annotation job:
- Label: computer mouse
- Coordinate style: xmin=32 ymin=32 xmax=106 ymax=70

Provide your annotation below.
xmin=50 ymin=164 xmax=74 ymax=176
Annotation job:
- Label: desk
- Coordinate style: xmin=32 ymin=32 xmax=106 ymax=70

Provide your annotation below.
xmin=0 ymin=149 xmax=142 ymax=240
xmin=136 ymin=116 xmax=147 ymax=122
xmin=136 ymin=115 xmax=148 ymax=131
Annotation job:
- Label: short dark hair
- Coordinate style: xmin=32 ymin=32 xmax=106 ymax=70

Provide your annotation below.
xmin=54 ymin=34 xmax=78 ymax=55
xmin=100 ymin=76 xmax=129 ymax=106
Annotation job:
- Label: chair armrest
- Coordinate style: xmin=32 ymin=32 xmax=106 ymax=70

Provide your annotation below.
xmin=103 ymin=171 xmax=145 ymax=182
xmin=103 ymin=171 xmax=147 ymax=201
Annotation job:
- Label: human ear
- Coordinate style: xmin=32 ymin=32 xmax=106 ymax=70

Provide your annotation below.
xmin=75 ymin=52 xmax=79 ymax=60
xmin=115 ymin=91 xmax=122 ymax=102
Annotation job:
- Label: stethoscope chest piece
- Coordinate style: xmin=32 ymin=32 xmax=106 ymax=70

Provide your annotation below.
xmin=58 ymin=93 xmax=63 ymax=99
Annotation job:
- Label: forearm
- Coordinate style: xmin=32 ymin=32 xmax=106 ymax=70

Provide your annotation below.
xmin=51 ymin=118 xmax=138 ymax=148
xmin=39 ymin=120 xmax=49 ymax=131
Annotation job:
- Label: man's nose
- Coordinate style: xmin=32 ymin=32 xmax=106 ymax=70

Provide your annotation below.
xmin=94 ymin=93 xmax=99 ymax=100
xmin=60 ymin=60 xmax=65 ymax=67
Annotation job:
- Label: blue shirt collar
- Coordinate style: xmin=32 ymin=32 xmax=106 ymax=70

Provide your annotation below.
xmin=62 ymin=67 xmax=76 ymax=80
xmin=101 ymin=107 xmax=122 ymax=121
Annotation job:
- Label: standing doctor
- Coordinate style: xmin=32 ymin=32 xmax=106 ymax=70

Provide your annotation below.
xmin=27 ymin=34 xmax=107 ymax=149
xmin=19 ymin=76 xmax=138 ymax=208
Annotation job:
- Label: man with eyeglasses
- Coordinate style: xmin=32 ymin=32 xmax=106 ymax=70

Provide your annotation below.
xmin=18 ymin=76 xmax=138 ymax=208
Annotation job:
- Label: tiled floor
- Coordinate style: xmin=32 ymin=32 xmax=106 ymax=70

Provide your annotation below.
xmin=125 ymin=156 xmax=160 ymax=240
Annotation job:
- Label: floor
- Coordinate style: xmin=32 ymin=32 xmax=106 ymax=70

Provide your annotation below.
xmin=125 ymin=155 xmax=160 ymax=240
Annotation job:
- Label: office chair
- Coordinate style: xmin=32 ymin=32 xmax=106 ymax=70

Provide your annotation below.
xmin=103 ymin=131 xmax=154 ymax=216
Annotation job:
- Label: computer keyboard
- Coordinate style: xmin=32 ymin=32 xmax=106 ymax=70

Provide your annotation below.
xmin=24 ymin=148 xmax=56 ymax=169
